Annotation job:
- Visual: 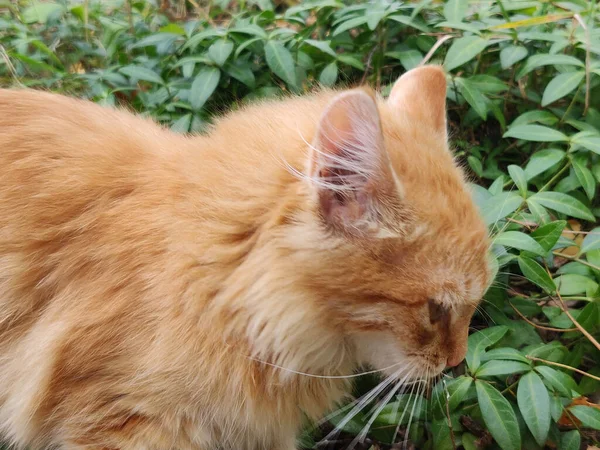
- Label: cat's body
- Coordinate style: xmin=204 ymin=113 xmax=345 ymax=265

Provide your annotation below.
xmin=0 ymin=66 xmax=491 ymax=450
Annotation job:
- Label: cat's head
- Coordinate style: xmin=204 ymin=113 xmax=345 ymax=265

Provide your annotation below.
xmin=290 ymin=65 xmax=492 ymax=378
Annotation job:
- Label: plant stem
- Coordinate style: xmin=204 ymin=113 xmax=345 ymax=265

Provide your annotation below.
xmin=552 ymin=251 xmax=600 ymax=272
xmin=527 ymin=356 xmax=600 ymax=381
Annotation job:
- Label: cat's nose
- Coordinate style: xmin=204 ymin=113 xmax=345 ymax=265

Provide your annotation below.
xmin=446 ymin=355 xmax=463 ymax=367
xmin=446 ymin=353 xmax=465 ymax=367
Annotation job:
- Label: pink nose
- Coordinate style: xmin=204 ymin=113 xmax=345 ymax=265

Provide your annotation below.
xmin=446 ymin=355 xmax=463 ymax=368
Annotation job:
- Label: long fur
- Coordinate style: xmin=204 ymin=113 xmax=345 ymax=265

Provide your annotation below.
xmin=0 ymin=66 xmax=491 ymax=449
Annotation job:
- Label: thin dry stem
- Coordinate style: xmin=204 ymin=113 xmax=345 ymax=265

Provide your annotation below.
xmin=508 ymin=301 xmax=578 ymax=332
xmin=527 ymin=356 xmax=600 ymax=382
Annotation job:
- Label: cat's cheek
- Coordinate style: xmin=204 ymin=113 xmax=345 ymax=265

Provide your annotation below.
xmin=352 ymin=331 xmax=409 ymax=376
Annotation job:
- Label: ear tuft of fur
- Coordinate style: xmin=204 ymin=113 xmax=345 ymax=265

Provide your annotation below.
xmin=308 ymin=89 xmax=403 ymax=238
xmin=387 ymin=65 xmax=447 ymax=132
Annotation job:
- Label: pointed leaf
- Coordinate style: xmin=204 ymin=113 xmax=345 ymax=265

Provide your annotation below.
xmin=208 ymin=39 xmax=234 ymax=66
xmin=476 ymin=381 xmax=521 ymax=450
xmin=517 ymin=256 xmax=556 ymax=293
xmin=553 ymin=274 xmax=598 ymax=295
xmin=508 ymin=165 xmax=528 ymax=198
xmin=481 ymin=192 xmax=523 ymax=226
xmin=571 ymin=157 xmax=596 ymax=200
xmin=524 ymin=149 xmax=565 ymax=179
xmin=476 ymin=360 xmax=531 ymax=377
xmin=517 ymin=371 xmax=551 ymax=447
xmin=569 ymin=406 xmax=600 ymax=430
xmin=571 ymin=132 xmax=600 ymax=155
xmin=190 ymin=66 xmax=220 ymax=111
xmin=531 ymin=220 xmax=566 ymax=251
xmin=494 ymin=231 xmax=546 ymax=256
xmin=444 ymin=0 xmax=469 ymax=22
xmin=580 ymin=227 xmax=600 ymax=254
xmin=500 ymin=45 xmax=528 ymax=69
xmin=560 ymin=430 xmax=581 ymax=450
xmin=542 ymin=71 xmax=585 ymax=106
xmin=466 ymin=326 xmax=509 ymax=372
xmin=319 ymin=62 xmax=338 ymax=87
xmin=528 ymin=191 xmax=595 ymax=221
xmin=503 ymin=125 xmax=569 ymax=142
xmin=535 ymin=366 xmax=579 ymax=397
xmin=265 ymin=40 xmax=298 ymax=88
xmin=457 ymin=78 xmax=488 ymax=120
xmin=444 ymin=36 xmax=489 ymax=71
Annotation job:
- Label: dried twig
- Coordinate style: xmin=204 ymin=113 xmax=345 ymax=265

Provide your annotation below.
xmin=508 ymin=301 xmax=578 ymax=332
xmin=527 ymin=356 xmax=600 ymax=382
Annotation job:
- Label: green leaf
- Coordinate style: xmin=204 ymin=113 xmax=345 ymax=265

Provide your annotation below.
xmin=554 ymin=274 xmax=599 ymax=295
xmin=448 ymin=376 xmax=473 ymax=410
xmin=208 ymin=39 xmax=234 ymax=66
xmin=224 ymin=62 xmax=255 ymax=88
xmin=571 ymin=132 xmax=600 ymax=155
xmin=170 ymin=114 xmax=192 ymax=133
xmin=560 ymin=430 xmax=581 ymax=450
xmin=444 ymin=36 xmax=489 ymax=71
xmin=119 ymin=65 xmax=163 ymax=84
xmin=264 ymin=40 xmax=298 ymax=88
xmin=500 ymin=45 xmax=528 ymax=69
xmin=517 ymin=256 xmax=556 ymax=293
xmin=531 ymin=220 xmax=566 ymax=251
xmin=466 ymin=326 xmax=508 ymax=372
xmin=517 ymin=371 xmax=551 ymax=447
xmin=190 ymin=66 xmax=221 ymax=111
xmin=476 ymin=360 xmax=531 ymax=377
xmin=494 ymin=231 xmax=546 ymax=256
xmin=481 ymin=347 xmax=530 ymax=364
xmin=507 ymin=165 xmax=528 ymax=198
xmin=386 ymin=49 xmax=423 ymax=71
xmin=457 ymin=78 xmax=488 ymax=120
xmin=444 ymin=0 xmax=469 ymax=22
xmin=230 ymin=24 xmax=268 ymax=38
xmin=535 ymin=366 xmax=579 ymax=397
xmin=303 ymin=39 xmax=337 ymax=58
xmin=337 ymin=54 xmax=365 ymax=70
xmin=580 ymin=227 xmax=600 ymax=254
xmin=22 ymin=1 xmax=64 ymax=23
xmin=524 ymin=149 xmax=565 ymax=180
xmin=511 ymin=110 xmax=558 ymax=128
xmin=468 ymin=75 xmax=509 ymax=94
xmin=333 ymin=16 xmax=369 ymax=36
xmin=476 ymin=381 xmax=521 ymax=450
xmin=503 ymin=125 xmax=569 ymax=142
xmin=517 ymin=53 xmax=585 ymax=79
xmin=569 ymin=405 xmax=600 ymax=430
xmin=571 ymin=156 xmax=596 ymax=200
xmin=467 ymin=155 xmax=483 ymax=177
xmin=528 ymin=192 xmax=595 ymax=221
xmin=481 ymin=192 xmax=523 ymax=226
xmin=319 ymin=62 xmax=338 ymax=87
xmin=541 ymin=71 xmax=585 ymax=106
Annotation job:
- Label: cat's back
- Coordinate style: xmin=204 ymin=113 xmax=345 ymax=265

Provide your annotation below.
xmin=0 ymin=89 xmax=183 ymax=339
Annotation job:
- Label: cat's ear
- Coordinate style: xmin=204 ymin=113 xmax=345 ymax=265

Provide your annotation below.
xmin=308 ymin=89 xmax=403 ymax=238
xmin=387 ymin=65 xmax=447 ymax=133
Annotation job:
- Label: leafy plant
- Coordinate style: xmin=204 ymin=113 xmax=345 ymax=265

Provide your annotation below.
xmin=1 ymin=0 xmax=599 ymax=449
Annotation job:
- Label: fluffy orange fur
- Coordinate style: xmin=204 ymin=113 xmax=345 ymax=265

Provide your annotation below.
xmin=0 ymin=66 xmax=491 ymax=450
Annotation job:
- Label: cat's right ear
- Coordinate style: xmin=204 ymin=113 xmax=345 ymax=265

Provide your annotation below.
xmin=307 ymin=89 xmax=403 ymax=238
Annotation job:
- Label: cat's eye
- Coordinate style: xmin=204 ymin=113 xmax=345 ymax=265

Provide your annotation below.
xmin=428 ymin=299 xmax=448 ymax=324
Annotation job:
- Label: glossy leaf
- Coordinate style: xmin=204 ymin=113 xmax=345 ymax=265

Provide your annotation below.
xmin=528 ymin=192 xmax=595 ymax=221
xmin=476 ymin=381 xmax=521 ymax=450
xmin=517 ymin=371 xmax=551 ymax=446
xmin=518 ymin=256 xmax=555 ymax=293
xmin=466 ymin=326 xmax=509 ymax=372
xmin=190 ymin=67 xmax=220 ymax=111
xmin=541 ymin=71 xmax=584 ymax=106
xmin=444 ymin=36 xmax=489 ymax=71
xmin=494 ymin=231 xmax=546 ymax=256
xmin=503 ymin=125 xmax=568 ymax=142
xmin=264 ymin=40 xmax=298 ymax=88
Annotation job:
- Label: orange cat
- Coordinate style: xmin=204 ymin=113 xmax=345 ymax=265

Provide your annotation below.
xmin=0 ymin=65 xmax=491 ymax=450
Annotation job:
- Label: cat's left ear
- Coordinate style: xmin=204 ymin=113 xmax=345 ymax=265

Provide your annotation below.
xmin=387 ymin=65 xmax=447 ymax=133
xmin=308 ymin=89 xmax=403 ymax=238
